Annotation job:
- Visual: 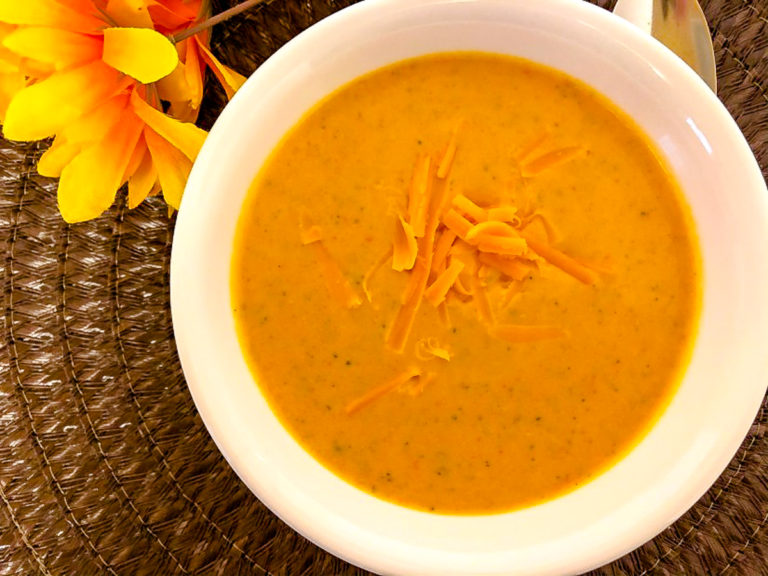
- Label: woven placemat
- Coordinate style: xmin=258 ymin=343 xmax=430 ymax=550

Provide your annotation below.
xmin=1 ymin=1 xmax=766 ymax=574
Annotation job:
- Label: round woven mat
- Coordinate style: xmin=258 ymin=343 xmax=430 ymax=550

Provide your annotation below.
xmin=1 ymin=1 xmax=766 ymax=574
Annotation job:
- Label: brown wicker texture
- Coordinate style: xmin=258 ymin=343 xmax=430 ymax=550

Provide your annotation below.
xmin=0 ymin=1 xmax=766 ymax=574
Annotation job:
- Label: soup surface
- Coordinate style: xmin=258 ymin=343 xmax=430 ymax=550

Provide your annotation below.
xmin=231 ymin=53 xmax=700 ymax=514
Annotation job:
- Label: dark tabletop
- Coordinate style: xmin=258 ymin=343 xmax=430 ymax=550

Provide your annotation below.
xmin=0 ymin=1 xmax=766 ymax=574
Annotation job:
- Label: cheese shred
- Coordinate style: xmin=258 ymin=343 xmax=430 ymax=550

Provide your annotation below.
xmin=346 ymin=367 xmax=422 ymax=415
xmin=349 ymin=131 xmax=604 ymax=382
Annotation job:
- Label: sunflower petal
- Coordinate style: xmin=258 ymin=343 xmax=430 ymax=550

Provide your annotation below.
xmin=3 ymin=27 xmax=102 ymax=70
xmin=102 ymin=27 xmax=178 ymax=83
xmin=144 ymin=126 xmax=191 ymax=209
xmin=194 ymin=36 xmax=245 ymax=99
xmin=130 ymin=90 xmax=206 ymax=161
xmin=3 ymin=60 xmax=121 ymax=141
xmin=0 ymin=0 xmax=104 ymax=33
xmin=57 ymin=118 xmax=144 ymax=223
xmin=105 ymin=0 xmax=154 ymax=28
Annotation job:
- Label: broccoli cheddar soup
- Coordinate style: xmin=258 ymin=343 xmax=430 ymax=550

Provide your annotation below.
xmin=231 ymin=53 xmax=701 ymax=514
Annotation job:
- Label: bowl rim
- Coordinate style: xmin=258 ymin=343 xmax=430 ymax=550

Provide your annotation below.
xmin=171 ymin=1 xmax=768 ymax=575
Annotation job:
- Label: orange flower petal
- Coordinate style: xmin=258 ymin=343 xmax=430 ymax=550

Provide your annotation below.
xmin=155 ymin=62 xmax=193 ymax=107
xmin=183 ymin=38 xmax=203 ymax=106
xmin=61 ymin=93 xmax=129 ymax=142
xmin=3 ymin=60 xmax=121 ymax=141
xmin=124 ymin=132 xmax=147 ymax=181
xmin=37 ymin=136 xmax=78 ymax=177
xmin=155 ymin=0 xmax=201 ymax=19
xmin=57 ymin=118 xmax=144 ymax=223
xmin=127 ymin=139 xmax=158 ymax=209
xmin=18 ymin=57 xmax=55 ymax=79
xmin=0 ymin=43 xmax=21 ymax=74
xmin=3 ymin=27 xmax=102 ymax=70
xmin=130 ymin=90 xmax=206 ymax=161
xmin=155 ymin=38 xmax=203 ymax=115
xmin=194 ymin=36 xmax=246 ymax=99
xmin=166 ymin=99 xmax=198 ymax=123
xmin=144 ymin=127 xmax=192 ymax=209
xmin=38 ymin=94 xmax=130 ymax=177
xmin=0 ymin=57 xmax=18 ymax=75
xmin=102 ymin=27 xmax=178 ymax=84
xmin=0 ymin=0 xmax=104 ymax=33
xmin=54 ymin=0 xmax=103 ymax=12
xmin=148 ymin=1 xmax=199 ymax=31
xmin=105 ymin=0 xmax=154 ymax=28
xmin=0 ymin=72 xmax=24 ymax=120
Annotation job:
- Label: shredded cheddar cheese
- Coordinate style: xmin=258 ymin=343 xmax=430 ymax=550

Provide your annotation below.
xmin=300 ymin=226 xmax=323 ymax=245
xmin=363 ymin=247 xmax=393 ymax=303
xmin=478 ymin=253 xmax=532 ymax=282
xmin=442 ymin=209 xmax=473 ymax=238
xmin=431 ymin=229 xmax=457 ymax=276
xmin=408 ymin=155 xmax=432 ymax=238
xmin=415 ymin=338 xmax=452 ymax=362
xmin=300 ymin=215 xmax=362 ymax=308
xmin=487 ymin=206 xmax=519 ymax=223
xmin=299 ymin=212 xmax=323 ymax=245
xmin=521 ymin=146 xmax=585 ymax=177
xmin=464 ymin=220 xmax=520 ymax=244
xmin=346 ymin=367 xmax=422 ymax=415
xmin=437 ymin=301 xmax=451 ymax=326
xmin=452 ymin=273 xmax=473 ymax=298
xmin=345 ymin=128 xmax=605 ymax=410
xmin=469 ymin=273 xmax=494 ymax=324
xmin=452 ymin=194 xmax=488 ymax=223
xmin=392 ymin=214 xmax=418 ymax=271
xmin=522 ymin=234 xmax=598 ymax=285
xmin=499 ymin=280 xmax=524 ymax=310
xmin=523 ymin=212 xmax=558 ymax=243
xmin=315 ymin=243 xmax=363 ymax=309
xmin=424 ymin=258 xmax=465 ymax=307
xmin=399 ymin=371 xmax=435 ymax=397
xmin=477 ymin=236 xmax=527 ymax=256
xmin=386 ymin=163 xmax=449 ymax=352
xmin=517 ymin=132 xmax=549 ymax=163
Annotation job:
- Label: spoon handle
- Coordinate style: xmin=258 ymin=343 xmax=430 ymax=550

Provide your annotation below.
xmin=613 ymin=0 xmax=653 ymax=33
xmin=613 ymin=0 xmax=717 ymax=92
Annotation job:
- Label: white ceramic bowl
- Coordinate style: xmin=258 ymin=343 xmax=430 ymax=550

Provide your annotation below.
xmin=171 ymin=1 xmax=768 ymax=574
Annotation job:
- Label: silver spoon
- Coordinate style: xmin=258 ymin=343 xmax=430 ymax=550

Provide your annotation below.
xmin=613 ymin=0 xmax=717 ymax=92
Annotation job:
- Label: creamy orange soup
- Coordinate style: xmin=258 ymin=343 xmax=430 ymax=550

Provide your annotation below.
xmin=231 ymin=53 xmax=700 ymax=514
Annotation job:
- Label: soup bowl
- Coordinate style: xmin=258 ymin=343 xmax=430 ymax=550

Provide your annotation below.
xmin=170 ymin=0 xmax=768 ymax=574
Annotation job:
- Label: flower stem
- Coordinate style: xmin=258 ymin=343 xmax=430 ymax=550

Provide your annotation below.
xmin=173 ymin=0 xmax=269 ymax=43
